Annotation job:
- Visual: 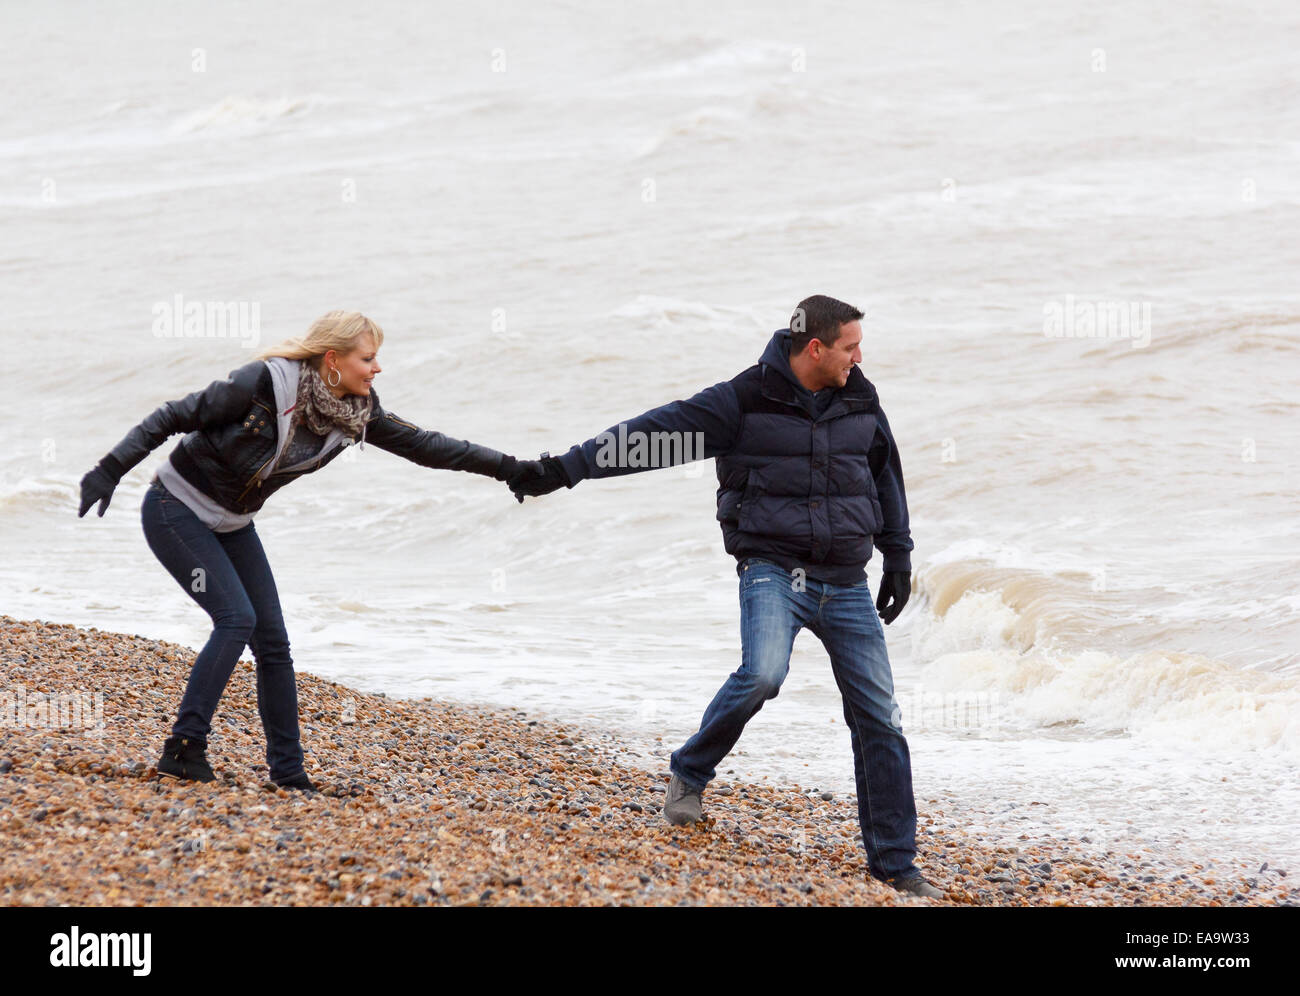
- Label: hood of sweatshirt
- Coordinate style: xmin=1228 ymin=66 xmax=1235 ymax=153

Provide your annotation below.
xmin=261 ymin=356 xmax=348 ymax=478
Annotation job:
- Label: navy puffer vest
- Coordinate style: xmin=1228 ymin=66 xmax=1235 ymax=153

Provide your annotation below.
xmin=715 ymin=341 xmax=883 ymax=571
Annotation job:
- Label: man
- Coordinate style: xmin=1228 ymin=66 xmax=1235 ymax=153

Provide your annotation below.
xmin=509 ymin=294 xmax=941 ymax=898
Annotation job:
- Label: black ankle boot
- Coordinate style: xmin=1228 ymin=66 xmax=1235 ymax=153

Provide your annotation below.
xmin=273 ymin=773 xmax=317 ymax=793
xmin=157 ymin=734 xmax=216 ymax=783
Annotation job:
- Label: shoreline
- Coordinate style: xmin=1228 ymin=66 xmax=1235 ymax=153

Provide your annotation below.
xmin=1 ymin=615 xmax=1288 ymax=906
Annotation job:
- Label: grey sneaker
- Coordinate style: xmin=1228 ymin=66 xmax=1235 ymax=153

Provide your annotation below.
xmin=663 ymin=773 xmax=704 ymax=826
xmin=888 ymin=874 xmax=944 ymax=899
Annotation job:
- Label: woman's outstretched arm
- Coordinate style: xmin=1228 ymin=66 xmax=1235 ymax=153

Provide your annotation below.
xmin=363 ymin=389 xmax=538 ymax=484
xmin=78 ymin=360 xmax=264 ymax=517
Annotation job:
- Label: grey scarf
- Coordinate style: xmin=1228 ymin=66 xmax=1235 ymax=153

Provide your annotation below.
xmin=294 ymin=362 xmax=372 ymax=439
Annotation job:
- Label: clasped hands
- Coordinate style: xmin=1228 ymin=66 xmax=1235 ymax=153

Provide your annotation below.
xmin=502 ymin=455 xmax=570 ymax=502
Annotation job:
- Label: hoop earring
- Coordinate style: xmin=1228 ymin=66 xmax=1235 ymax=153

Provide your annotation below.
xmin=327 ymin=367 xmax=341 ymax=388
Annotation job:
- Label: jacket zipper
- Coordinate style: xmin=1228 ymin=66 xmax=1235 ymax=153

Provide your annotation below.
xmin=234 ymin=399 xmax=281 ymax=505
xmin=386 ymin=412 xmax=418 ymax=431
xmin=236 ymin=453 xmax=276 ymax=507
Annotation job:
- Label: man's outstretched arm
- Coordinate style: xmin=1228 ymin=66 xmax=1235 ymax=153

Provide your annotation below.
xmin=511 ymin=380 xmax=743 ymax=497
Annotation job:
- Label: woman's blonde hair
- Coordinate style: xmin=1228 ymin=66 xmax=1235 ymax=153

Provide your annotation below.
xmin=255 ymin=310 xmax=384 ymax=367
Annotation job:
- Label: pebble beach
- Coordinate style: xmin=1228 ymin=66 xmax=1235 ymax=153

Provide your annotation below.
xmin=0 ymin=616 xmax=1288 ymax=907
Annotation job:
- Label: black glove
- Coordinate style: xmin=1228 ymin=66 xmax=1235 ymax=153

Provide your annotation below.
xmin=509 ymin=456 xmax=570 ymax=501
xmin=494 ymin=455 xmax=528 ymax=482
xmin=875 ymin=570 xmax=911 ymax=625
xmin=495 ymin=455 xmax=544 ymax=503
xmin=78 ymin=454 xmax=126 ymax=518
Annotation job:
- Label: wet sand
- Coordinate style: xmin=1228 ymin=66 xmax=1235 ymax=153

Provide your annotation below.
xmin=0 ymin=616 xmax=1288 ymax=906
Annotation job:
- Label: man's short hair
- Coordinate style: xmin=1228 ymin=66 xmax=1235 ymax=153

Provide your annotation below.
xmin=789 ymin=295 xmax=864 ymax=353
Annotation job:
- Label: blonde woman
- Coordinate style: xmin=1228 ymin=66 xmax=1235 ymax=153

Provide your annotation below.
xmin=77 ymin=311 xmax=542 ymax=791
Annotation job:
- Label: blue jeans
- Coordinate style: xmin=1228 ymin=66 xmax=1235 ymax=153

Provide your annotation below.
xmin=670 ymin=558 xmax=919 ymax=881
xmin=141 ymin=478 xmax=305 ymax=782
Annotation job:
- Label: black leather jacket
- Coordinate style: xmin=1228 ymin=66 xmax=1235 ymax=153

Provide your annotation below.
xmin=105 ymin=359 xmax=510 ymax=514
